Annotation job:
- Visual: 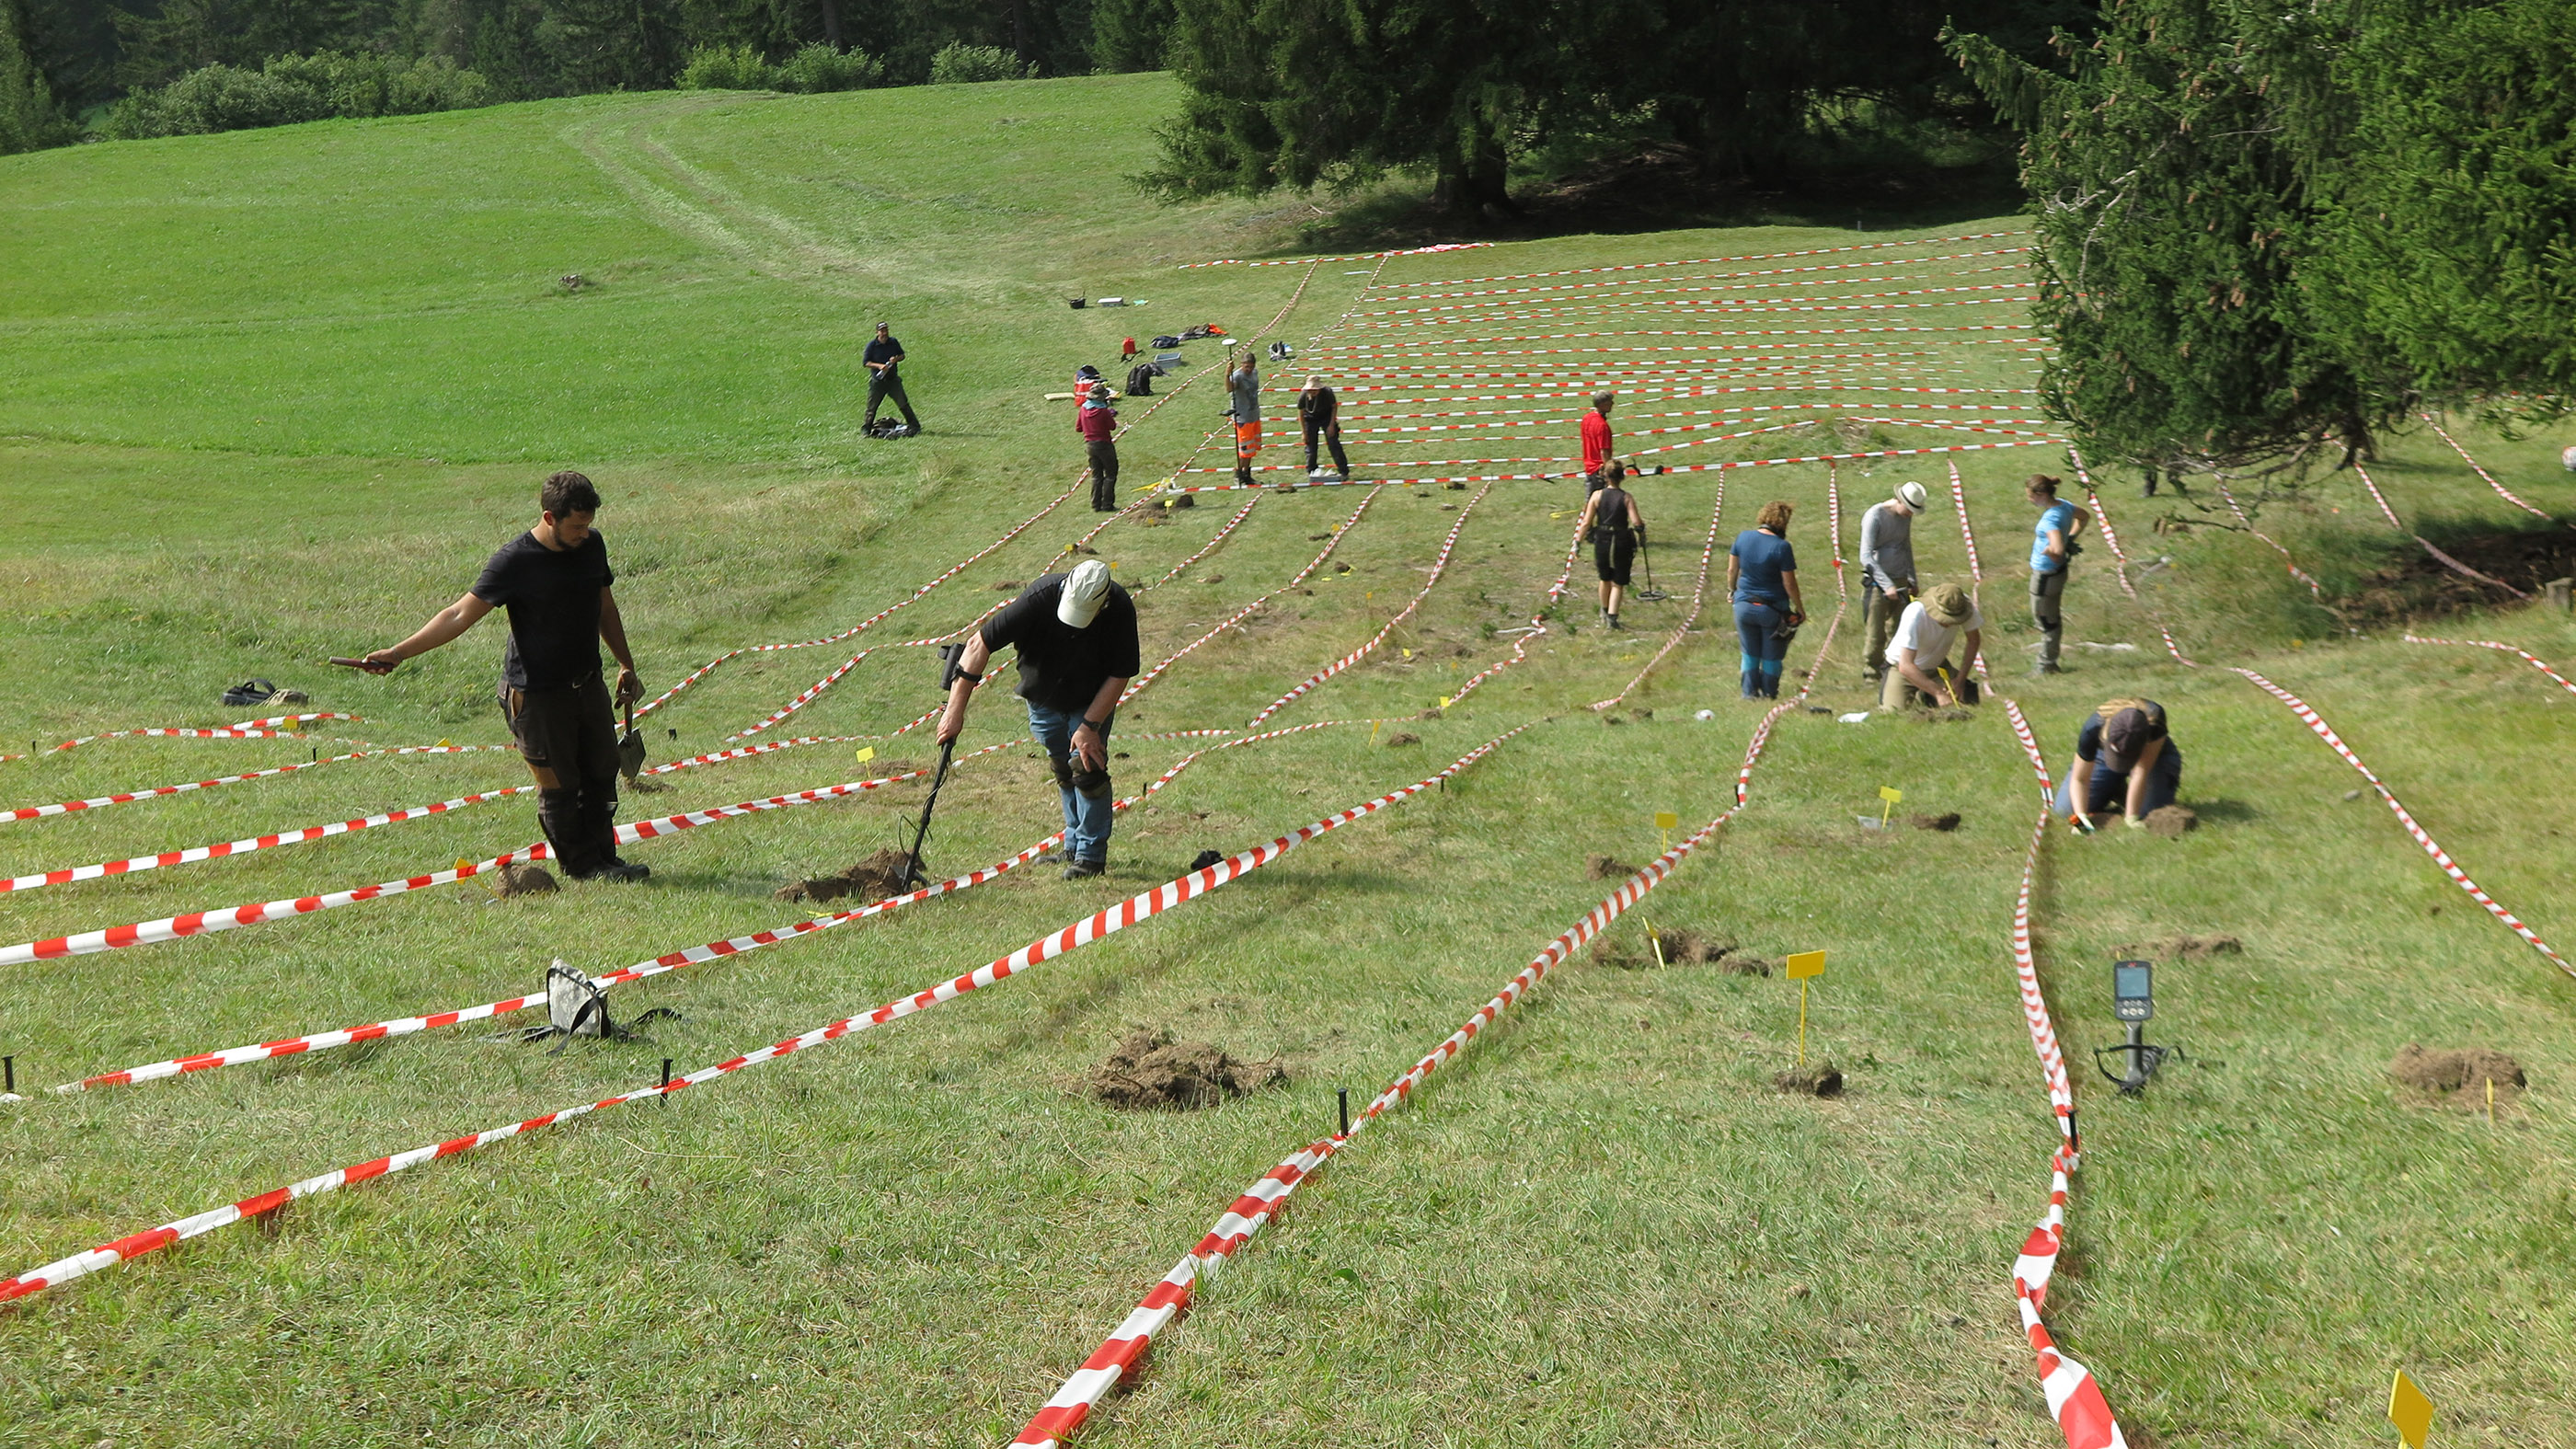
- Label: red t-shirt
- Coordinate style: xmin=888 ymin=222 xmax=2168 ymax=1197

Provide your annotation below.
xmin=1580 ymin=411 xmax=1613 ymax=473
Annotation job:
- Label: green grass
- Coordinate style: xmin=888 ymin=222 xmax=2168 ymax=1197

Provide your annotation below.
xmin=6 ymin=75 xmax=2576 ymax=1449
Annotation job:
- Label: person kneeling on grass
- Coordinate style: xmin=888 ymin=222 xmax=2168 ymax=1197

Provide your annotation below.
xmin=359 ymin=471 xmax=649 ymax=882
xmin=1880 ymin=581 xmax=1983 ymax=710
xmin=2053 ymin=697 xmax=2182 ymax=828
xmin=1579 ymin=460 xmax=1644 ymax=629
xmin=936 ymin=559 xmax=1140 ymax=880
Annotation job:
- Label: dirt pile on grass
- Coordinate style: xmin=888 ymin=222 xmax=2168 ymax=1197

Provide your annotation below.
xmin=775 ymin=848 xmax=915 ymax=903
xmin=1912 ymin=812 xmax=1961 ymax=832
xmin=1384 ymin=730 xmax=1420 ymax=747
xmin=1090 ymin=1029 xmax=1284 ymax=1110
xmin=1775 ymin=1062 xmax=1845 ymax=1097
xmin=491 ymin=863 xmax=557 ymax=897
xmin=1586 ymin=854 xmax=1635 ymax=880
xmin=2145 ymin=805 xmax=2197 ymax=837
xmin=2391 ymin=1044 xmax=2526 ymax=1104
xmin=1588 ymin=927 xmax=1766 ymax=973
xmin=2116 ymin=934 xmax=2242 ymax=960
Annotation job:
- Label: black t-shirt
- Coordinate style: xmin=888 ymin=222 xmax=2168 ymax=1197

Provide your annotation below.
xmin=471 ymin=530 xmax=614 ymax=690
xmin=1299 ymin=387 xmax=1338 ymax=428
xmin=980 ymin=573 xmax=1142 ymax=714
xmin=864 ymin=335 xmax=903 ymax=377
xmin=1593 ymin=486 xmax=1635 ymax=544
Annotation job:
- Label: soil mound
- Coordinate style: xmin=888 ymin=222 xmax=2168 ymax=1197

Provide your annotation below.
xmin=776 ymin=847 xmax=916 ymax=903
xmin=2392 ymin=1044 xmax=2526 ymax=1102
xmin=1912 ymin=812 xmax=1961 ymax=832
xmin=1586 ymin=854 xmax=1636 ymax=880
xmin=2117 ymin=934 xmax=2242 ymax=960
xmin=2145 ymin=805 xmax=2197 ymax=838
xmin=1090 ymin=1029 xmax=1285 ymax=1110
xmin=1775 ymin=1062 xmax=1845 ymax=1097
xmin=492 ymin=863 xmax=557 ymax=897
xmin=1588 ymin=926 xmax=1738 ymax=970
xmin=995 ymin=580 xmax=1021 ymax=591
xmin=1385 ymin=730 xmax=1420 ymax=747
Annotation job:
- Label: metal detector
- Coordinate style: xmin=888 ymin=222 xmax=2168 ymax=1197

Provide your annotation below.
xmin=900 ymin=737 xmax=957 ymax=891
xmin=1630 ymin=530 xmax=1672 ymax=603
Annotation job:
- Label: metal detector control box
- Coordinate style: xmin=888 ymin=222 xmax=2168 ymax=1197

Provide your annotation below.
xmin=2112 ymin=960 xmax=2154 ymax=1022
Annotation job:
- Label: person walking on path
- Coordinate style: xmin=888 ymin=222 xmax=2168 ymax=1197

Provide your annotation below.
xmin=1580 ymin=392 xmax=1617 ymax=491
xmin=1298 ymin=374 xmax=1351 ymax=481
xmin=2026 ymin=473 xmax=2089 ymax=675
xmin=1225 ymin=350 xmax=1262 ymax=488
xmin=1077 ymin=383 xmax=1120 ymax=512
xmin=863 ymin=321 xmax=922 ymax=436
xmin=2053 ymin=698 xmax=2181 ymax=826
xmin=1858 ymin=480 xmax=1928 ymax=684
xmin=1578 ymin=461 xmax=1645 ymax=629
xmin=936 ymin=559 xmax=1141 ymax=880
xmin=1726 ymin=500 xmax=1805 ymax=699
xmin=1880 ymin=581 xmax=1984 ymax=710
xmin=359 ymin=471 xmax=649 ymax=882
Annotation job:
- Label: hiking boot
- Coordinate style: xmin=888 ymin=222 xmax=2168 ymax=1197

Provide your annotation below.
xmin=1062 ymin=859 xmax=1105 ymax=880
xmin=576 ymin=859 xmax=650 ymax=883
xmin=1608 ymin=615 xmax=1624 ymax=630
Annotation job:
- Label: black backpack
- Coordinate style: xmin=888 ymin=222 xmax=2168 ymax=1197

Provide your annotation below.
xmin=1151 ymin=334 xmax=1182 ymax=350
xmin=1125 ymin=362 xmax=1155 ymax=397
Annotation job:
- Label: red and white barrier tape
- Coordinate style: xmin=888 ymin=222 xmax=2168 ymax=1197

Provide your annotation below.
xmin=2063 ymin=450 xmax=2139 ymax=600
xmin=1317 ymin=342 xmax=2037 ymax=386
xmin=1178 ymin=242 xmax=1490 ymax=269
xmin=1362 ymin=231 xmax=2024 ymax=290
xmin=4 ymin=744 xmax=515 ymax=825
xmin=2423 ymin=414 xmax=2556 ymax=519
xmin=2 ymin=785 xmax=534 ymax=896
xmin=1135 ymin=494 xmax=1262 ymax=590
xmin=55 ymin=724 xmax=1349 ymax=1093
xmin=1445 ymin=524 xmax=1588 ymax=708
xmin=1118 ymin=489 xmax=1386 ymax=702
xmin=1366 ymin=255 xmax=2025 ymax=307
xmin=28 ymin=717 xmax=366 ymax=756
xmin=1 ymin=725 xmax=1527 ymax=1303
xmin=1351 ymin=278 xmax=2032 ymax=322
xmin=2401 ymin=634 xmax=2576 ymax=695
xmin=2348 ymin=460 xmax=2533 ymax=598
xmin=1166 ymin=437 xmax=2064 ymax=495
xmin=1246 ymin=481 xmax=1493 ymax=727
xmin=2212 ymin=478 xmax=2325 ymax=601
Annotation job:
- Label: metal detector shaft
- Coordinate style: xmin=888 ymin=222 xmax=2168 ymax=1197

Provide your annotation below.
xmin=902 ymin=738 xmax=958 ymax=890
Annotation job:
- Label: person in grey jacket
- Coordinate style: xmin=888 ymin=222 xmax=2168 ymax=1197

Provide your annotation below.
xmin=1225 ymin=350 xmax=1262 ymax=488
xmin=1857 ymin=480 xmax=1929 ymax=684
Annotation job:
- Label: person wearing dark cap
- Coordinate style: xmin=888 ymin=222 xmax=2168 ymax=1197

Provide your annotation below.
xmin=1076 ymin=383 xmax=1120 ymax=511
xmin=936 ymin=559 xmax=1141 ymax=879
xmin=2054 ymin=697 xmax=2182 ymax=826
xmin=1880 ymin=581 xmax=1982 ymax=710
xmin=1580 ymin=392 xmax=1616 ymax=492
xmin=863 ymin=321 xmax=922 ymax=436
xmin=1578 ymin=460 xmax=1645 ymax=628
xmin=358 ymin=471 xmax=649 ymax=882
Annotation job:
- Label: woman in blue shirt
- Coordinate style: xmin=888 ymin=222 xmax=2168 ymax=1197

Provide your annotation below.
xmin=1726 ymin=500 xmax=1806 ymax=698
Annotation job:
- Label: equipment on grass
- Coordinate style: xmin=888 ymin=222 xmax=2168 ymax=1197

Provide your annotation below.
xmin=1151 ymin=335 xmax=1182 ymax=350
xmin=900 ymin=737 xmax=958 ymax=891
xmin=515 ymin=960 xmax=677 ymax=1052
xmin=1267 ymin=340 xmax=1293 ymax=361
xmin=864 ymin=418 xmax=915 ymax=439
xmin=1631 ymin=528 xmax=1672 ymax=602
xmin=221 ymin=679 xmax=305 ymax=707
xmin=1126 ymin=362 xmax=1156 ymax=397
xmin=618 ymin=702 xmax=646 ymax=782
xmin=2093 ymin=959 xmax=2180 ymax=1094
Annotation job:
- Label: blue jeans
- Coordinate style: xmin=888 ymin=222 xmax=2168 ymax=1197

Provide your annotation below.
xmin=2052 ymin=745 xmax=2183 ymax=818
xmin=1733 ymin=599 xmax=1790 ymax=698
xmin=1029 ymin=701 xmax=1115 ymax=864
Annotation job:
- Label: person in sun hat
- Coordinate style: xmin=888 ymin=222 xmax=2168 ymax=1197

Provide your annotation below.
xmin=863 ymin=321 xmax=922 ymax=436
xmin=1880 ymin=580 xmax=1984 ymax=711
xmin=2054 ymin=697 xmax=2181 ymax=826
xmin=936 ymin=558 xmax=1141 ymax=879
xmin=1077 ymin=383 xmax=1120 ymax=512
xmin=1857 ymin=479 xmax=1930 ymax=684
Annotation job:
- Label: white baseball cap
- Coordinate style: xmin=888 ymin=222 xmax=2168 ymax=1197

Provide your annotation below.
xmin=1896 ymin=481 xmax=1929 ymax=510
xmin=1058 ymin=558 xmax=1113 ymax=627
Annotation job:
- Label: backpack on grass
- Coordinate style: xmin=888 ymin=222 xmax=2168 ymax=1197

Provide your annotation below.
xmin=1126 ymin=363 xmax=1156 ymax=397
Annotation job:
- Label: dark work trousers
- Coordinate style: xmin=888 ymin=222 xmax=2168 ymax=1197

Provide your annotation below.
xmin=1302 ymin=420 xmax=1349 ymax=475
xmin=2029 ymin=568 xmax=2069 ymax=672
xmin=866 ymin=371 xmax=920 ymax=430
xmin=1087 ymin=439 xmax=1120 ymax=510
xmin=505 ymin=672 xmax=623 ymax=877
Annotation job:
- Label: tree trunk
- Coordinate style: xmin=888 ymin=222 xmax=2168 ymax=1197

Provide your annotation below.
xmin=818 ymin=0 xmax=842 ymax=50
xmin=1010 ymin=0 xmax=1029 ymax=66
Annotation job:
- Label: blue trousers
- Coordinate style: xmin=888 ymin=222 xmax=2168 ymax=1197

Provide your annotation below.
xmin=1733 ymin=600 xmax=1790 ymax=698
xmin=2052 ymin=744 xmax=2183 ymax=818
xmin=1029 ymin=702 xmax=1115 ymax=863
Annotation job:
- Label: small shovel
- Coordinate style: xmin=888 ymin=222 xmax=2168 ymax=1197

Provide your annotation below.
xmin=618 ymin=702 xmax=647 ymax=782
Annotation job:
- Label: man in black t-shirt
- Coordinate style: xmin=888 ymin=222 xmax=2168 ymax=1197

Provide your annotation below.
xmin=935 ymin=559 xmax=1140 ymax=879
xmin=863 ymin=321 xmax=922 ymax=435
xmin=360 ymin=471 xmax=650 ymax=882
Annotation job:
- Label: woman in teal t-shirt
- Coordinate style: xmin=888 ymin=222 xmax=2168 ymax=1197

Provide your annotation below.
xmin=1726 ymin=500 xmax=1806 ymax=698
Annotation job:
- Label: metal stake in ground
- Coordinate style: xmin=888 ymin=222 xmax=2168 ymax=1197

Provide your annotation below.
xmin=900 ymin=737 xmax=958 ymax=891
xmin=1784 ymin=950 xmax=1825 ymax=1065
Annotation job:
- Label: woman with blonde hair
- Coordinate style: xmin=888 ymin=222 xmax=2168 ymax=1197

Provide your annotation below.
xmin=1725 ymin=499 xmax=1805 ymax=698
xmin=2053 ymin=697 xmax=2182 ymax=826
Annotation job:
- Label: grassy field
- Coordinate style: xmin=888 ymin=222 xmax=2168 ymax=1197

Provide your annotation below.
xmin=6 ymin=74 xmax=2576 ymax=1449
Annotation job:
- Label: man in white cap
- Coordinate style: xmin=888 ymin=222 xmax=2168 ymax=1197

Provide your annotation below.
xmin=1857 ymin=480 xmax=1929 ymax=684
xmin=1881 ymin=581 xmax=1984 ymax=711
xmin=935 ymin=558 xmax=1140 ymax=879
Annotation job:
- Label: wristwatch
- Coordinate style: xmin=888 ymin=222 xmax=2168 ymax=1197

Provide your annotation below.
xmin=1079 ymin=717 xmax=1108 ymax=732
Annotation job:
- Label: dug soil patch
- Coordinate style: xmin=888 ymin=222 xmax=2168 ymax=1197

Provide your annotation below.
xmin=2116 ymin=934 xmax=2242 ymax=961
xmin=2145 ymin=805 xmax=2197 ymax=837
xmin=1586 ymin=854 xmax=1636 ymax=880
xmin=2391 ymin=1044 xmax=2527 ymax=1104
xmin=1775 ymin=1062 xmax=1845 ymax=1097
xmin=491 ymin=863 xmax=557 ymax=898
xmin=1090 ymin=1029 xmax=1284 ymax=1110
xmin=775 ymin=847 xmax=916 ymax=903
xmin=2344 ymin=524 xmax=2576 ymax=624
xmin=1911 ymin=812 xmax=1961 ymax=832
xmin=1589 ymin=926 xmax=1765 ymax=972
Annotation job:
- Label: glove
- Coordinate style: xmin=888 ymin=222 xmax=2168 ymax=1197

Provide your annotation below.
xmin=2124 ymin=815 xmax=2146 ymax=830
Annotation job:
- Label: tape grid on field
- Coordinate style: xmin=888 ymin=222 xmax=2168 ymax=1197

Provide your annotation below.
xmin=55 ymin=723 xmax=1349 ymax=1093
xmin=2348 ymin=459 xmax=2534 ymax=599
xmin=1356 ymin=230 xmax=2025 ymax=290
xmin=1350 ymin=283 xmax=2036 ymax=324
xmin=1316 ymin=342 xmax=2040 ymax=386
xmin=1325 ymin=400 xmax=2054 ymax=442
xmin=2400 ymin=635 xmax=2576 ymax=695
xmin=1332 ymin=382 xmax=2039 ymax=427
xmin=1014 ymin=492 xmax=1860 ymax=1446
xmin=1177 ymin=241 xmax=1490 ymax=269
xmin=2077 ymin=482 xmax=2572 ymax=976
xmin=1363 ymin=256 xmax=2026 ymax=307
xmin=4 ymin=744 xmax=517 ymax=825
xmin=25 ymin=716 xmax=368 ymax=756
xmin=1245 ymin=480 xmax=1494 ymax=727
xmin=2212 ymin=479 xmax=2325 ymax=601
xmin=2423 ymin=414 xmax=2557 ymax=519
xmin=1 ymin=726 xmax=1528 ymax=1303
xmin=1166 ymin=436 xmax=2063 ymax=494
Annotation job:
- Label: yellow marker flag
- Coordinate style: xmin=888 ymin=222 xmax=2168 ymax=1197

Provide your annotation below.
xmin=455 ymin=858 xmax=472 ymax=874
xmin=1878 ymin=785 xmax=1903 ymax=828
xmin=1402 ymin=648 xmax=1412 ymax=660
xmin=1440 ymin=696 xmax=1453 ymax=709
xmin=856 ymin=746 xmax=875 ymax=765
xmin=2388 ymin=1369 xmax=2433 ymax=1448
xmin=438 ymin=739 xmax=452 ymax=748
xmin=1654 ymin=810 xmax=1679 ymax=852
xmin=1785 ymin=950 xmax=1825 ymax=980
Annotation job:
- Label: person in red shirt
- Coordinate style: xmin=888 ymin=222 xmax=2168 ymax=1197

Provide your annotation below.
xmin=1580 ymin=392 xmax=1616 ymax=492
xmin=1076 ymin=384 xmax=1120 ymax=511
